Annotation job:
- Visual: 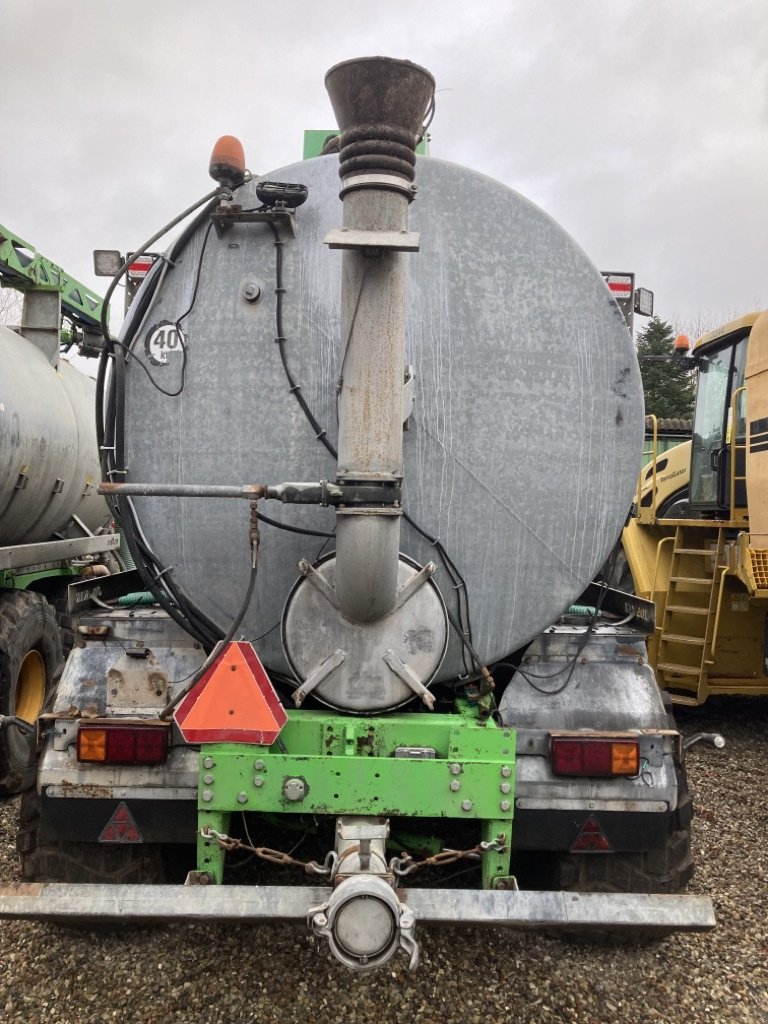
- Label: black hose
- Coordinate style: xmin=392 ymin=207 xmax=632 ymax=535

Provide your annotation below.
xmin=98 ymin=191 xmax=229 ymax=648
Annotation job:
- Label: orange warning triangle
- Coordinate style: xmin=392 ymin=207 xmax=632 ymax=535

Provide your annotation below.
xmin=99 ymin=801 xmax=143 ymax=844
xmin=174 ymin=641 xmax=287 ymax=745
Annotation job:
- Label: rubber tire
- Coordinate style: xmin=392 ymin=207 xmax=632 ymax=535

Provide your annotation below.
xmin=0 ymin=591 xmax=62 ymax=796
xmin=551 ymin=765 xmax=694 ymax=944
xmin=555 ymin=826 xmax=693 ymax=895
xmin=17 ymin=786 xmax=166 ymax=884
xmin=556 ymin=763 xmax=694 ymax=895
xmin=16 ymin=787 xmax=167 ymax=931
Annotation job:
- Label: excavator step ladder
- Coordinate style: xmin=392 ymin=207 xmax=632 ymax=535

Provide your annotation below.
xmin=655 ymin=526 xmax=727 ymax=705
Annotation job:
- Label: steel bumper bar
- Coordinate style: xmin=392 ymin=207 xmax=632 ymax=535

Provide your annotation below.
xmin=0 ymin=883 xmax=715 ymax=933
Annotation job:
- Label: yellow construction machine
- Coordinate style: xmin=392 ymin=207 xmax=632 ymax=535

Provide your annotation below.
xmin=620 ymin=311 xmax=768 ymax=704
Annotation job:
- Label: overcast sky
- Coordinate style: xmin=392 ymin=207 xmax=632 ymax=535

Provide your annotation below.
xmin=2 ymin=0 xmax=766 ymax=338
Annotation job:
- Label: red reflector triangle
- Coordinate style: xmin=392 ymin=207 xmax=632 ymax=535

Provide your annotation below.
xmin=174 ymin=641 xmax=287 ymax=745
xmin=570 ymin=814 xmax=612 ymax=852
xmin=98 ymin=801 xmax=143 ymax=844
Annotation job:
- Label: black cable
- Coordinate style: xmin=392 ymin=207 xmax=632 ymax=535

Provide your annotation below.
xmin=112 ymin=219 xmax=214 ymax=399
xmin=160 ymin=562 xmax=259 ymax=719
xmin=97 ymin=186 xmax=222 ymax=353
xmin=257 ymin=509 xmax=334 ymax=539
xmin=494 ymin=574 xmax=615 ymax=697
xmin=98 ymin=195 xmax=231 ymax=649
xmin=335 ymin=262 xmax=369 ymax=407
xmin=417 ymin=95 xmax=436 ymax=144
xmin=268 ymin=221 xmax=333 ymax=452
xmin=101 ymin=185 xmax=475 ymax=663
xmin=96 ymin=188 xmax=221 ymax=463
xmin=402 ymin=511 xmax=475 ymax=676
xmin=444 ymin=605 xmax=485 ymax=677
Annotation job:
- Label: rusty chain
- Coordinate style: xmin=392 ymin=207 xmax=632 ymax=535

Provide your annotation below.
xmin=389 ymin=834 xmax=507 ymax=878
xmin=200 ymin=827 xmax=507 ymax=880
xmin=199 ymin=827 xmax=336 ymax=876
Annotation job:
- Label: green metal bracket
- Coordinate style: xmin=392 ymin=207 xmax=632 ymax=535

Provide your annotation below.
xmin=0 ymin=222 xmax=106 ymax=329
xmin=196 ymin=703 xmax=515 ymax=887
xmin=0 ymin=567 xmax=78 ymax=590
xmin=302 ymin=129 xmax=430 ymax=160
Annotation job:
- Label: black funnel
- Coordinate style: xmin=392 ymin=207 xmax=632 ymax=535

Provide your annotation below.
xmin=325 ymin=57 xmax=435 ymax=181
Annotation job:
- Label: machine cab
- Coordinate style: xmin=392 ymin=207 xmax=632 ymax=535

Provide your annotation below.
xmin=688 ymin=315 xmax=755 ymax=518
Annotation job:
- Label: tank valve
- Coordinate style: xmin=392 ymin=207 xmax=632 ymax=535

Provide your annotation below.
xmin=307 ymin=815 xmax=420 ymax=970
xmin=308 ymin=875 xmax=419 ymax=972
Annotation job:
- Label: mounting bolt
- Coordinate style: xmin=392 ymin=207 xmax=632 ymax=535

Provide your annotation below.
xmin=500 ymin=765 xmax=512 ymax=778
xmin=449 ymin=763 xmax=462 ymax=775
xmin=500 ymin=799 xmax=511 ymax=812
xmin=450 ymin=780 xmax=461 ymax=792
xmin=203 ymin=757 xmax=215 ymax=769
xmin=254 ymin=759 xmax=265 ymax=771
xmin=203 ymin=773 xmax=214 ymax=785
xmin=461 ymin=799 xmax=473 ymax=812
xmin=201 ymin=789 xmax=213 ymax=803
xmin=237 ymin=791 xmax=248 ymax=804
xmin=253 ymin=776 xmax=264 ymax=787
xmin=500 ymin=782 xmax=511 ymax=794
xmin=283 ymin=777 xmax=308 ymax=802
xmin=243 ymin=281 xmax=261 ymax=302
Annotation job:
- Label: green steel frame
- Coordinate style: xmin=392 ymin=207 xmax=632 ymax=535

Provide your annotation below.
xmin=0 ymin=567 xmax=78 ymax=590
xmin=196 ymin=702 xmax=515 ymax=889
xmin=0 ymin=222 xmax=105 ymax=329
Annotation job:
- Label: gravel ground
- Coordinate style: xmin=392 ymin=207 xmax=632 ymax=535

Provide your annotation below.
xmin=0 ymin=698 xmax=766 ymax=1024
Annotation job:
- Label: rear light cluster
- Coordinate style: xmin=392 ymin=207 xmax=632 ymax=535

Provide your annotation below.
xmin=550 ymin=735 xmax=640 ymax=778
xmin=77 ymin=723 xmax=169 ymax=765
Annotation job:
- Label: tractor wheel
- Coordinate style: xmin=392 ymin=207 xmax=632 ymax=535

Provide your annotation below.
xmin=552 ymin=765 xmax=694 ymax=943
xmin=555 ymin=825 xmax=693 ymax=896
xmin=17 ymin=786 xmax=166 ymax=884
xmin=0 ymin=591 xmax=62 ymax=796
xmin=557 ymin=763 xmax=694 ymax=895
xmin=16 ymin=787 xmax=167 ymax=931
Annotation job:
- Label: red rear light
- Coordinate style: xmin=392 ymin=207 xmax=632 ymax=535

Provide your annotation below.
xmin=550 ymin=736 xmax=639 ymax=778
xmin=127 ymin=255 xmax=156 ymax=280
xmin=77 ymin=723 xmax=169 ymax=765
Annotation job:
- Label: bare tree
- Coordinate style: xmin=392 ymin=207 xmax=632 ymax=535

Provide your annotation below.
xmin=0 ymin=287 xmax=22 ymax=328
xmin=670 ymin=303 xmax=767 ymax=343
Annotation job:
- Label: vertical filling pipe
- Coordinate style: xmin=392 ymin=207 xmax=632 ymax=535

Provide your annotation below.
xmin=334 ymin=188 xmax=409 ymax=623
xmin=325 ymin=56 xmax=435 ymax=625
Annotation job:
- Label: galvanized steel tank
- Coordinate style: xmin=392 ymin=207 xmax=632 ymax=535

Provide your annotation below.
xmin=0 ymin=326 xmax=108 ymax=545
xmin=120 ymin=146 xmax=644 ymax=693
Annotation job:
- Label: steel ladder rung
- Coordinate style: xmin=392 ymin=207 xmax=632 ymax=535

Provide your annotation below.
xmin=657 ymin=661 xmax=701 ymax=677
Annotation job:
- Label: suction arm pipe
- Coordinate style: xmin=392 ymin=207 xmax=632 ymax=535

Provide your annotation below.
xmin=324 ymin=57 xmax=435 ymax=625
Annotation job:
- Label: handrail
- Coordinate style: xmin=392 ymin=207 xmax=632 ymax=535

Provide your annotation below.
xmin=636 ymin=414 xmax=659 ymax=525
xmin=651 ymin=534 xmax=676 ymax=606
xmin=729 ymin=385 xmax=747 ymax=521
xmin=648 ymin=414 xmax=658 ymax=516
xmin=708 ymin=566 xmax=730 ymax=659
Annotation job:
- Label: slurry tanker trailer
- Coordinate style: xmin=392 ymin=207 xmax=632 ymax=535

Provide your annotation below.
xmin=0 ymin=226 xmax=117 ymax=795
xmin=0 ymin=58 xmax=714 ymax=969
